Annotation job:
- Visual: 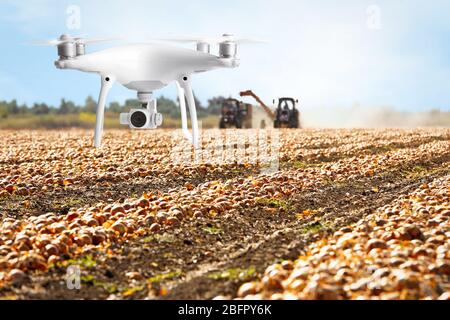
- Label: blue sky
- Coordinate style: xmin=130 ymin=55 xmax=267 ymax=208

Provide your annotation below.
xmin=0 ymin=0 xmax=449 ymax=112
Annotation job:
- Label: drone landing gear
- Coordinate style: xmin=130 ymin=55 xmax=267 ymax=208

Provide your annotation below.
xmin=94 ymin=75 xmax=115 ymax=148
xmin=176 ymin=75 xmax=199 ymax=149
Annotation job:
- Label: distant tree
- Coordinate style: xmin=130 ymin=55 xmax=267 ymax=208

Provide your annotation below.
xmin=0 ymin=102 xmax=8 ymax=118
xmin=18 ymin=103 xmax=28 ymax=114
xmin=7 ymin=100 xmax=19 ymax=114
xmin=59 ymin=99 xmax=78 ymax=114
xmin=84 ymin=96 xmax=97 ymax=113
xmin=193 ymin=94 xmax=204 ymax=110
xmin=206 ymin=96 xmax=227 ymax=115
xmin=0 ymin=100 xmax=32 ymax=116
xmin=31 ymin=103 xmax=50 ymax=115
xmin=108 ymin=102 xmax=122 ymax=113
xmin=158 ymin=96 xmax=180 ymax=118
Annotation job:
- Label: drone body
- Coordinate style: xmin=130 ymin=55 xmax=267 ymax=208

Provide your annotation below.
xmin=43 ymin=34 xmax=254 ymax=148
xmin=55 ymin=44 xmax=239 ymax=92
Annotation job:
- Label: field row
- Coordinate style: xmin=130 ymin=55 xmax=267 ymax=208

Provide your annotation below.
xmin=0 ymin=137 xmax=448 ymax=289
xmin=0 ymin=129 xmax=447 ymax=202
xmin=231 ymin=174 xmax=450 ymax=300
xmin=3 ymin=129 xmax=446 ymax=161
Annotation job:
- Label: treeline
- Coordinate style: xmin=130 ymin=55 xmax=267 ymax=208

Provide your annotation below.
xmin=0 ymin=95 xmax=228 ymax=119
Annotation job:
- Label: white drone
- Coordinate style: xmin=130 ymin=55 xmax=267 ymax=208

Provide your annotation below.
xmin=36 ymin=34 xmax=261 ymax=148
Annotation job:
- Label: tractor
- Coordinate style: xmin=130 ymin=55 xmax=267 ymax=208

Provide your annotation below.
xmin=239 ymin=90 xmax=301 ymax=129
xmin=219 ymin=98 xmax=252 ymax=129
xmin=274 ymin=97 xmax=300 ymax=128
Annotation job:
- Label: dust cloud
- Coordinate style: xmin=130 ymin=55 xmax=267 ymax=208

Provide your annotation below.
xmin=300 ymin=105 xmax=450 ymax=128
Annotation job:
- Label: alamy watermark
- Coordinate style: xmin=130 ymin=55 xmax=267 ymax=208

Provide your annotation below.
xmin=366 ymin=5 xmax=382 ymax=30
xmin=66 ymin=5 xmax=81 ymax=30
xmin=66 ymin=265 xmax=81 ymax=290
xmin=170 ymin=125 xmax=280 ymax=174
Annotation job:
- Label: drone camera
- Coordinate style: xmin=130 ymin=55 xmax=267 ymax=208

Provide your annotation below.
xmin=120 ymin=108 xmax=163 ymax=129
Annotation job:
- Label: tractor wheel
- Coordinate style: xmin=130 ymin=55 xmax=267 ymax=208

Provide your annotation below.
xmin=244 ymin=117 xmax=252 ymax=129
xmin=290 ymin=118 xmax=299 ymax=129
xmin=274 ymin=120 xmax=280 ymax=128
xmin=219 ymin=119 xmax=226 ymax=129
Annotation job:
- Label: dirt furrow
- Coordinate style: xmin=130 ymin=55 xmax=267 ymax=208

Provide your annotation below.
xmin=5 ymin=157 xmax=448 ymax=300
xmin=162 ymin=163 xmax=450 ymax=299
xmin=2 ymin=131 xmax=447 ymax=220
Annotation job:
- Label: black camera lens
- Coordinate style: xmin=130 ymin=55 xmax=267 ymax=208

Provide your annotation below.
xmin=130 ymin=111 xmax=147 ymax=128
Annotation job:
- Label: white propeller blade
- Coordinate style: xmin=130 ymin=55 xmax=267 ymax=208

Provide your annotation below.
xmin=75 ymin=38 xmax=120 ymax=44
xmin=154 ymin=35 xmax=266 ymax=45
xmin=28 ymin=35 xmax=118 ymax=46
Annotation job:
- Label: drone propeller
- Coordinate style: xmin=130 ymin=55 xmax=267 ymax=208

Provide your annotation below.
xmin=75 ymin=37 xmax=118 ymax=44
xmin=29 ymin=35 xmax=118 ymax=46
xmin=154 ymin=34 xmax=266 ymax=45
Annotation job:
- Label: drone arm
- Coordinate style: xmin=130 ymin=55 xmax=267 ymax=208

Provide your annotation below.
xmin=94 ymin=75 xmax=115 ymax=148
xmin=176 ymin=76 xmax=200 ymax=148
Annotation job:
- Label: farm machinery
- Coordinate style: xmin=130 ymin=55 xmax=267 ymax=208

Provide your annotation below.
xmin=273 ymin=97 xmax=300 ymax=128
xmin=219 ymin=98 xmax=252 ymax=129
xmin=240 ymin=90 xmax=301 ymax=129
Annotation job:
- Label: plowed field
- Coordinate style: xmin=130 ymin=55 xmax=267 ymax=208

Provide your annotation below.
xmin=0 ymin=128 xmax=449 ymax=300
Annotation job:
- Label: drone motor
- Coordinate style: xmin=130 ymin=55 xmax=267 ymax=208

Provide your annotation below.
xmin=56 ymin=35 xmax=87 ymax=60
xmin=76 ymin=43 xmax=85 ymax=56
xmin=57 ymin=43 xmax=76 ymax=60
xmin=196 ymin=42 xmax=210 ymax=54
